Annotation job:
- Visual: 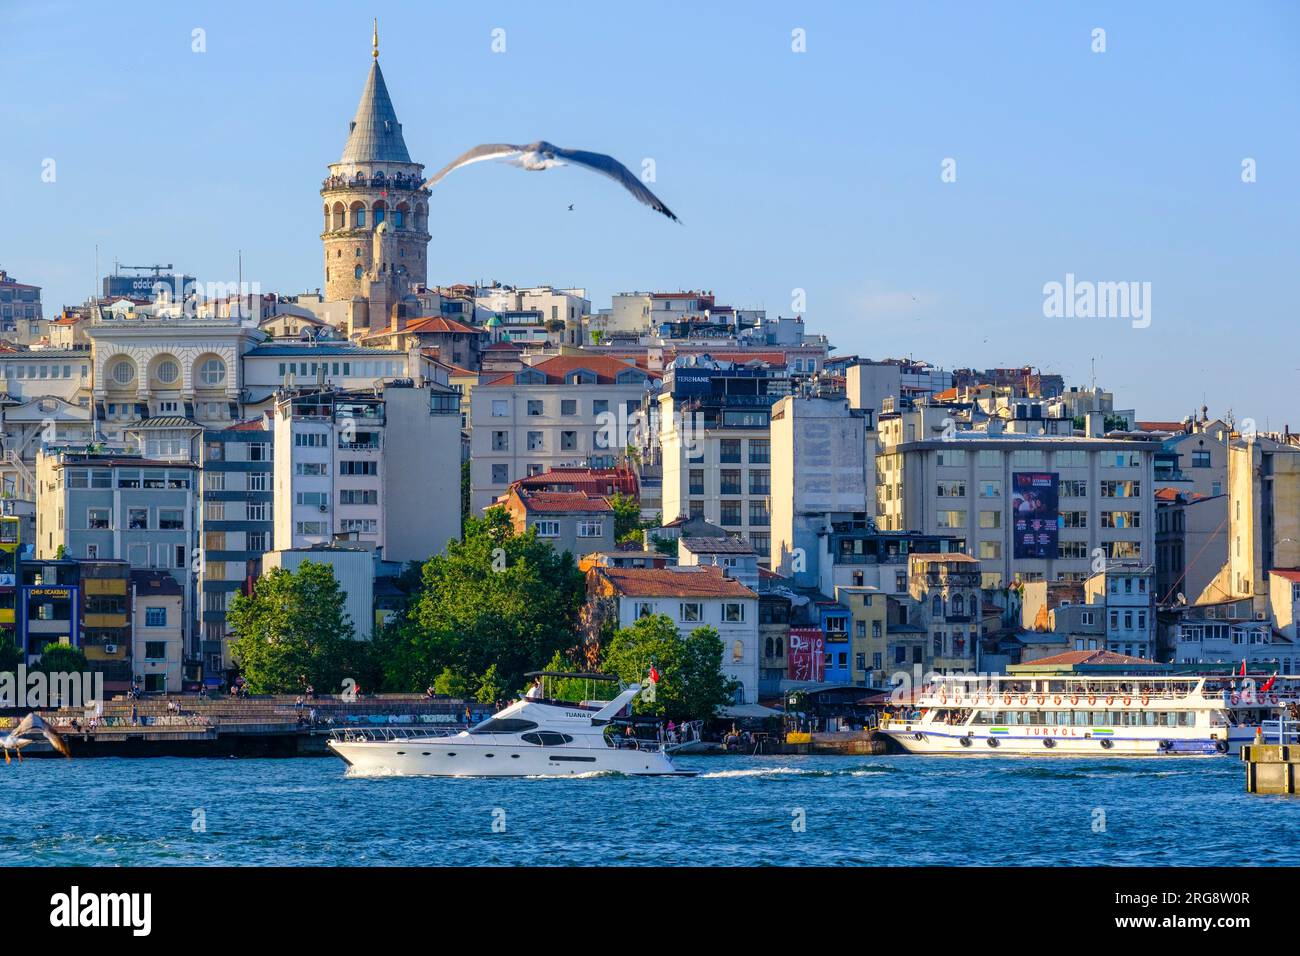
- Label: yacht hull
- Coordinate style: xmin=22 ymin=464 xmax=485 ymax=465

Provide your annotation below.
xmin=328 ymin=738 xmax=693 ymax=777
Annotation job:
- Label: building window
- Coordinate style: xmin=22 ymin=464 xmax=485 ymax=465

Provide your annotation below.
xmin=128 ymin=508 xmax=149 ymax=530
xmin=720 ymin=501 xmax=742 ymax=526
xmin=199 ymin=358 xmax=227 ymax=387
xmin=719 ymin=440 xmax=741 ymax=464
xmin=749 ymin=440 xmax=770 ymax=464
xmin=634 ymin=601 xmax=654 ymax=619
xmin=680 ymin=602 xmax=703 ymax=623
xmin=577 ymin=520 xmax=604 ymax=538
xmin=492 ymin=431 xmax=509 ymax=451
xmin=527 ymin=400 xmax=544 ymax=416
xmin=722 ymin=603 xmax=745 ymax=623
xmin=145 ymin=607 xmax=167 ymax=628
xmin=491 ymin=464 xmax=509 ymax=484
xmin=534 ymin=520 xmax=560 ymax=537
xmin=978 ymin=511 xmax=1001 ymax=529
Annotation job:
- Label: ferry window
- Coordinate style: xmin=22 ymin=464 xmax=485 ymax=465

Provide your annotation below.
xmin=1073 ymin=711 xmax=1088 ymax=726
xmin=470 ymin=719 xmax=538 ymax=735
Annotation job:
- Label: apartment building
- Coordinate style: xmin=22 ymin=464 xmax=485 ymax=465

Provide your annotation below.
xmin=469 ymin=355 xmax=656 ymax=513
xmin=587 ymin=564 xmax=758 ymax=704
xmin=131 ymin=569 xmax=184 ymax=692
xmin=1083 ymin=563 xmax=1156 ymax=659
xmin=908 ymin=552 xmax=982 ymax=672
xmin=0 ymin=269 xmax=44 ymax=342
xmin=658 ymin=359 xmax=791 ymax=559
xmin=770 ymin=394 xmax=876 ymax=579
xmin=199 ymin=420 xmax=274 ymax=677
xmin=1203 ymin=436 xmax=1300 ymax=612
xmin=499 ymin=487 xmax=614 ymax=560
xmin=876 ymin=412 xmax=1155 ymax=587
xmin=34 ymin=449 xmax=198 ymax=670
xmin=1154 ymin=489 xmax=1227 ymax=607
xmin=272 ymin=382 xmax=461 ymax=562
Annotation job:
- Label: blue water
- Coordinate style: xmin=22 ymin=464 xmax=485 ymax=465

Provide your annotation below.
xmin=1 ymin=755 xmax=1295 ymax=866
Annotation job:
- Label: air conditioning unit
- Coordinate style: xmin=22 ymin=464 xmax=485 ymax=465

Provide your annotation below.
xmin=318 ymin=504 xmax=328 ymax=513
xmin=103 ymin=644 xmax=117 ymax=655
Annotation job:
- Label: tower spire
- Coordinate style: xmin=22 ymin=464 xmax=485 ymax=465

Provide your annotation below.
xmin=372 ymin=18 xmax=379 ymax=59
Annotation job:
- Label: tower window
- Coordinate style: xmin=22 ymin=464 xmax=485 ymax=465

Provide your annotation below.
xmin=354 ymin=265 xmax=363 ymax=279
xmin=353 ymin=208 xmax=365 ymax=228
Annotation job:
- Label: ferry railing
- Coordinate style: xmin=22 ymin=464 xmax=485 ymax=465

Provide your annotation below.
xmin=1261 ymin=719 xmax=1300 ymax=745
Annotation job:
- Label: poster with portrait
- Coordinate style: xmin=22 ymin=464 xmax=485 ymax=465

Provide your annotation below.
xmin=1012 ymin=472 xmax=1059 ymax=559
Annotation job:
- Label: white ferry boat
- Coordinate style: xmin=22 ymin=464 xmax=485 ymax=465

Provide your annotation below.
xmin=328 ymin=672 xmax=695 ymax=777
xmin=878 ymin=674 xmax=1298 ymax=756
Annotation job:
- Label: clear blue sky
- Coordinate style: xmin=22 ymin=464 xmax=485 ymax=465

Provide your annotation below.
xmin=2 ymin=1 xmax=1297 ymax=422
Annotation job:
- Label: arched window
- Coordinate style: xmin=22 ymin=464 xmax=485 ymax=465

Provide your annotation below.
xmin=332 ymin=203 xmax=345 ymax=230
xmin=353 ymin=206 xmax=366 ymax=228
xmin=109 ymin=358 xmax=136 ymax=386
xmin=932 ymin=594 xmax=943 ymax=617
xmin=154 ymin=358 xmax=179 ymax=386
xmin=372 ymin=201 xmax=386 ymax=225
xmin=764 ymin=637 xmax=773 ymax=657
xmin=732 ymin=640 xmax=743 ymax=662
xmin=952 ymin=593 xmax=965 ymax=616
xmin=354 ymin=264 xmax=363 ymax=279
xmin=323 ymin=205 xmax=330 ymax=230
xmin=197 ymin=358 xmax=226 ymax=387
xmin=775 ymin=636 xmax=783 ymax=656
xmin=394 ymin=203 xmax=408 ymax=229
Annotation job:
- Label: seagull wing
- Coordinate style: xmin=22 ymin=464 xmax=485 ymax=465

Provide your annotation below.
xmin=10 ymin=713 xmax=34 ymax=737
xmin=549 ymin=145 xmax=679 ymax=222
xmin=422 ymin=144 xmax=526 ymax=189
xmin=42 ymin=723 xmax=72 ymax=759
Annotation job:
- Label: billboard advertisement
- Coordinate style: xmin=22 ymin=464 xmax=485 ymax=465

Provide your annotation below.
xmin=787 ymin=627 xmax=825 ymax=682
xmin=1012 ymin=472 xmax=1059 ymax=560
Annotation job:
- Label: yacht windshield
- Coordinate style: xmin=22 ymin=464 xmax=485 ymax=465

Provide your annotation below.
xmin=469 ymin=718 xmax=539 ymax=735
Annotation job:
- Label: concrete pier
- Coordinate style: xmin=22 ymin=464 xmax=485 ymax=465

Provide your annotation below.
xmin=1242 ymin=744 xmax=1300 ymax=795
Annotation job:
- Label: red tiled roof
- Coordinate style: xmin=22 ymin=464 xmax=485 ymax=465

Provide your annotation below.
xmin=517 ymin=491 xmax=612 ymax=514
xmin=225 ymin=419 xmax=268 ymax=432
xmin=399 ymin=315 xmax=483 ymax=335
xmin=483 ymin=355 xmax=661 ymax=387
xmin=598 ymin=565 xmax=756 ymax=599
xmin=483 ymin=341 xmax=523 ymax=351
xmin=1269 ymin=569 xmax=1300 ymax=584
xmin=1029 ymin=649 xmax=1156 ymax=667
xmin=1136 ymin=420 xmax=1186 ymax=433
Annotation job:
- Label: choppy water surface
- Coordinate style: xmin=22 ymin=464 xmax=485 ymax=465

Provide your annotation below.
xmin=0 ymin=755 xmax=1293 ymax=866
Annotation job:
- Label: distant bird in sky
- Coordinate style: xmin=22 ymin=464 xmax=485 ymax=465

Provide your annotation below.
xmin=1 ymin=713 xmax=71 ymax=764
xmin=422 ymin=141 xmax=679 ymax=222
xmin=568 ymin=203 xmax=574 ymax=211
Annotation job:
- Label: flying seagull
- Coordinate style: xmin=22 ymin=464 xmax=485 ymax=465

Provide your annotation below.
xmin=1 ymin=713 xmax=72 ymax=763
xmin=422 ymin=141 xmax=679 ymax=222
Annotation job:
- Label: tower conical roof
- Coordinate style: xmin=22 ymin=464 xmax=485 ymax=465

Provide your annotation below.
xmin=340 ymin=60 xmax=412 ymax=164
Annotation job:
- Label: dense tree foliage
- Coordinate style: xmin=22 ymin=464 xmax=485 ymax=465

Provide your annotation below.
xmin=228 ymin=561 xmax=361 ymax=694
xmin=379 ymin=509 xmax=586 ymax=693
xmin=602 ymin=615 xmax=738 ymax=723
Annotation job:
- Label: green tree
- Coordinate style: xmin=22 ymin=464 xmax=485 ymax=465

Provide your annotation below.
xmin=602 ymin=615 xmax=737 ymax=723
xmin=0 ymin=634 xmax=22 ymax=672
xmin=608 ymin=492 xmax=646 ymax=545
xmin=432 ymin=666 xmax=473 ymax=698
xmin=31 ymin=643 xmax=86 ymax=674
xmin=387 ymin=508 xmax=586 ymax=693
xmin=460 ymin=459 xmax=471 ymax=535
xmin=476 ymin=664 xmax=506 ymax=704
xmin=228 ymin=561 xmax=357 ymax=694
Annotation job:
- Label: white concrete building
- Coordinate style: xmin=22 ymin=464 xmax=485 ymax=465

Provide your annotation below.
xmin=272 ymin=382 xmax=461 ymax=563
xmin=590 ymin=565 xmax=759 ymax=705
xmin=876 ymin=412 xmax=1155 ymax=588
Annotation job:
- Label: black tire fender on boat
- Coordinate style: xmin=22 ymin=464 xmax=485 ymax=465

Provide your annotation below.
xmin=986 ymin=737 xmax=999 ymax=748
xmin=1158 ymin=739 xmax=1173 ymax=752
xmin=913 ymin=732 xmax=925 ymax=741
xmin=1099 ymin=738 xmax=1114 ymax=750
xmin=1214 ymin=739 xmax=1229 ymax=754
xmin=1043 ymin=738 xmax=1056 ymax=749
xmin=959 ymin=735 xmax=973 ymax=747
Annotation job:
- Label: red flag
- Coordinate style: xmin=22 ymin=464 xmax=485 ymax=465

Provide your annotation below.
xmin=1240 ymin=659 xmax=1247 ymax=677
xmin=1261 ymin=675 xmax=1277 ymax=693
xmin=648 ymin=665 xmax=660 ymax=684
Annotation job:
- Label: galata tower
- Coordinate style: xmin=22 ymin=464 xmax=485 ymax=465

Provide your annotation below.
xmin=320 ymin=22 xmax=431 ymax=305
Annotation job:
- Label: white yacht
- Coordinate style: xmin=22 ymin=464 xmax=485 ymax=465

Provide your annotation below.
xmin=878 ymin=674 xmax=1298 ymax=757
xmin=328 ymin=672 xmax=695 ymax=777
